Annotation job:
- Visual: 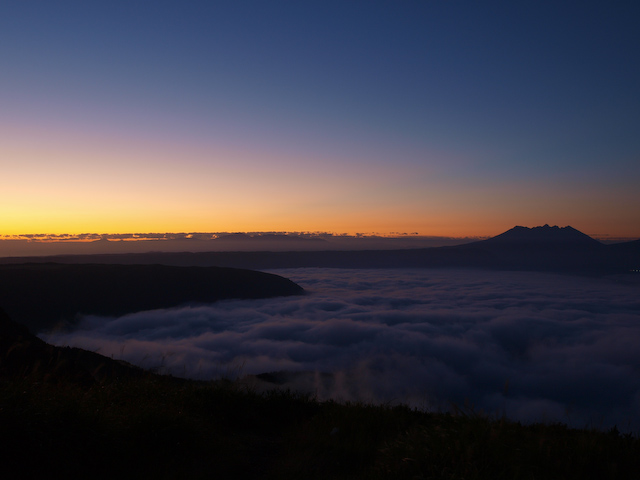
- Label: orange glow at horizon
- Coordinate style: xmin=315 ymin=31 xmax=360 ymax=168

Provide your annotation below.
xmin=3 ymin=207 xmax=640 ymax=240
xmin=2 ymin=123 xmax=639 ymax=240
xmin=2 ymin=3 xmax=640 ymax=247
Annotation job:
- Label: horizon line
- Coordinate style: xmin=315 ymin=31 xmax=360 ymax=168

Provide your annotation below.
xmin=1 ymin=231 xmax=487 ymax=241
xmin=1 ymin=230 xmax=638 ymax=244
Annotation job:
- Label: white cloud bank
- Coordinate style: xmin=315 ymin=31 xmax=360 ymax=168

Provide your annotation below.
xmin=42 ymin=268 xmax=640 ymax=432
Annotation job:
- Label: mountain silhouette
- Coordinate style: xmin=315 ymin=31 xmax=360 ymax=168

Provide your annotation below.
xmin=1 ymin=226 xmax=638 ymax=275
xmin=0 ymin=264 xmax=304 ymax=333
xmin=482 ymin=224 xmax=603 ymax=246
xmin=459 ymin=224 xmax=610 ymax=272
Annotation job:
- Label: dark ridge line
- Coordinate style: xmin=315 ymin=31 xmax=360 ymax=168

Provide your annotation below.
xmin=0 ymin=263 xmax=304 ymax=333
xmin=0 ymin=225 xmax=638 ymax=275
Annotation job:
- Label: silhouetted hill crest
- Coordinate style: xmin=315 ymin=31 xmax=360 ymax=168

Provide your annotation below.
xmin=0 ymin=263 xmax=304 ymax=333
xmin=481 ymin=225 xmax=603 ymax=247
xmin=0 ymin=307 xmax=145 ymax=384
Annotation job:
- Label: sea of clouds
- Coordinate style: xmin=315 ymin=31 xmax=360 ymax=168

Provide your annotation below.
xmin=42 ymin=268 xmax=640 ymax=432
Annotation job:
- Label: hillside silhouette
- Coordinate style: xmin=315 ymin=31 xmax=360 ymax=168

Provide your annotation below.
xmin=1 ymin=231 xmax=639 ymax=478
xmin=0 ymin=307 xmax=145 ymax=384
xmin=2 ymin=306 xmax=639 ymax=479
xmin=0 ymin=264 xmax=304 ymax=333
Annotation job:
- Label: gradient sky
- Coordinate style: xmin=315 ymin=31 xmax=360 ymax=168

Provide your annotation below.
xmin=2 ymin=1 xmax=639 ymax=237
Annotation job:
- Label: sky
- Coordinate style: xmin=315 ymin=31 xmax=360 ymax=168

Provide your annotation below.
xmin=2 ymin=1 xmax=640 ymax=237
xmin=43 ymin=268 xmax=640 ymax=433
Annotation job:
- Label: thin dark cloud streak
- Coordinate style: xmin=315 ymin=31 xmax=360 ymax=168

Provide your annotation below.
xmin=42 ymin=268 xmax=640 ymax=432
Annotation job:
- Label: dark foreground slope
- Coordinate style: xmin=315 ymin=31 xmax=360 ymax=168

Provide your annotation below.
xmin=3 ymin=225 xmax=638 ymax=275
xmin=0 ymin=263 xmax=303 ymax=333
xmin=1 ymin=308 xmax=639 ymax=480
xmin=0 ymin=307 xmax=144 ymax=384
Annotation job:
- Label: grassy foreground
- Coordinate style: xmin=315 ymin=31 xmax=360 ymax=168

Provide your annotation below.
xmin=1 ymin=370 xmax=639 ymax=480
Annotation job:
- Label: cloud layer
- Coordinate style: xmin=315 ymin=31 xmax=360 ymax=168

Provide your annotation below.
xmin=42 ymin=268 xmax=640 ymax=432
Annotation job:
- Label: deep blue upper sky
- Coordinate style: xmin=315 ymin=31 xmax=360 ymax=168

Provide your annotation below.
xmin=2 ymin=1 xmax=639 ymax=236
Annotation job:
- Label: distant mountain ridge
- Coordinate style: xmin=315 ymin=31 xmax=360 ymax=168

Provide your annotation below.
xmin=462 ymin=224 xmax=613 ymax=273
xmin=484 ymin=225 xmax=604 ymax=246
xmin=1 ymin=225 xmax=638 ymax=275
